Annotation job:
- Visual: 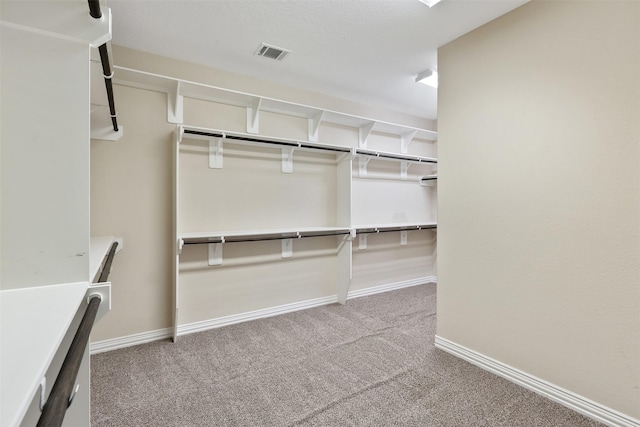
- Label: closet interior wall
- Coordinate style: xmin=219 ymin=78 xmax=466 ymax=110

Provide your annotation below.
xmin=89 ymin=46 xmax=437 ymax=344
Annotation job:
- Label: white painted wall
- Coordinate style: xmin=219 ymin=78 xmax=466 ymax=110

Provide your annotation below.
xmin=437 ymin=0 xmax=639 ymax=419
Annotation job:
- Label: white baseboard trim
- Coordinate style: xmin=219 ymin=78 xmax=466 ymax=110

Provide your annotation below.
xmin=347 ymin=276 xmax=437 ymax=300
xmin=90 ymin=327 xmax=173 ymax=355
xmin=177 ymin=295 xmax=338 ymax=337
xmin=434 ymin=335 xmax=639 ymax=427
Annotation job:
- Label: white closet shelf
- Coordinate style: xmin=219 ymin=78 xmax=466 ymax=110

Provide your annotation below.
xmin=180 ymin=227 xmax=353 ymax=245
xmin=0 ymin=281 xmax=89 ymax=427
xmin=179 ymin=126 xmax=352 ymax=155
xmin=89 ymin=236 xmax=123 ymax=283
xmin=113 ymin=67 xmax=437 ymax=142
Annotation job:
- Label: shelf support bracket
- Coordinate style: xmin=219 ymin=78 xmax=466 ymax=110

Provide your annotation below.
xmin=359 ymin=122 xmax=376 ymax=148
xmin=209 ymin=137 xmax=223 ymax=169
xmin=282 ymin=146 xmax=296 ymax=173
xmin=400 ymin=230 xmax=408 ymax=246
xmin=208 ymin=242 xmax=223 ymax=266
xmin=282 ymin=238 xmax=293 ymax=258
xmin=358 ymin=234 xmax=368 ymax=250
xmin=177 ymin=238 xmax=184 ymax=255
xmin=167 ymin=80 xmax=184 ymax=124
xmin=246 ymin=97 xmax=263 ymax=134
xmin=308 ymin=110 xmax=325 ymax=142
xmin=401 ymin=130 xmax=417 ymax=154
xmin=401 ymin=161 xmax=410 ymax=179
xmin=358 ymin=156 xmax=371 ymax=177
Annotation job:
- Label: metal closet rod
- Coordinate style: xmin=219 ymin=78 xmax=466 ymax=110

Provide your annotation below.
xmin=36 ymin=295 xmax=101 ymax=427
xmin=183 ymin=129 xmax=352 ymax=153
xmin=183 ymin=230 xmax=352 ymax=245
xmin=96 ymin=241 xmax=119 ymax=283
xmin=356 ymin=148 xmax=437 ymax=164
xmin=355 ymin=225 xmax=437 ymax=235
xmin=88 ymin=0 xmax=118 ymax=132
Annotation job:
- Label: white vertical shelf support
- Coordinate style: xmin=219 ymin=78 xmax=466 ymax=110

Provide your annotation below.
xmin=167 ymin=80 xmax=184 ymax=124
xmin=359 ymin=234 xmax=368 ymax=250
xmin=400 ymin=231 xmax=408 ymax=245
xmin=359 ymin=122 xmax=375 ymax=148
xmin=401 ymin=130 xmax=417 ymax=154
xmin=308 ymin=110 xmax=325 ymax=142
xmin=208 ymin=137 xmax=223 ymax=169
xmin=208 ymin=243 xmax=223 ymax=266
xmin=401 ymin=161 xmax=410 ymax=179
xmin=282 ymin=146 xmax=295 ymax=173
xmin=246 ymin=97 xmax=263 ymax=134
xmin=282 ymin=238 xmax=293 ymax=258
xmin=358 ymin=156 xmax=371 ymax=177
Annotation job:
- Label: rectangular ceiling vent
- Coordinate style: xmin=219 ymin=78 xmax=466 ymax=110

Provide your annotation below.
xmin=255 ymin=43 xmax=291 ymax=61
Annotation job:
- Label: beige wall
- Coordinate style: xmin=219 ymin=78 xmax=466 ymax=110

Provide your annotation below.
xmin=437 ymin=0 xmax=639 ymax=419
xmin=91 ymin=47 xmax=436 ymax=342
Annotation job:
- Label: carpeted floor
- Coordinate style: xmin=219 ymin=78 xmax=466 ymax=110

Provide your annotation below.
xmin=91 ymin=284 xmax=602 ymax=426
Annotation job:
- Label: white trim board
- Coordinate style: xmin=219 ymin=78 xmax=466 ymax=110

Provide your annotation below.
xmin=91 ymin=277 xmax=437 ymax=353
xmin=90 ymin=328 xmax=173 ymax=355
xmin=347 ymin=276 xmax=436 ymax=299
xmin=434 ymin=336 xmax=639 ymax=427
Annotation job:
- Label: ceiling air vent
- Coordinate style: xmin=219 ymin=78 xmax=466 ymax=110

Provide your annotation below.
xmin=254 ymin=43 xmax=291 ymax=61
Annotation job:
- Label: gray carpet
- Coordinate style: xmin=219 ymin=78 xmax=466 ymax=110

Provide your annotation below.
xmin=91 ymin=284 xmax=601 ymax=426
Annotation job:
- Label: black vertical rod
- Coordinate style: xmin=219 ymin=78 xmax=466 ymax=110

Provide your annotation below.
xmin=87 ymin=0 xmax=119 ymax=132
xmin=36 ymin=296 xmax=102 ymax=427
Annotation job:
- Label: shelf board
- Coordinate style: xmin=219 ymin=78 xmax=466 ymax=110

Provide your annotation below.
xmin=0 ymin=282 xmax=89 ymax=427
xmin=113 ymin=66 xmax=437 ymax=141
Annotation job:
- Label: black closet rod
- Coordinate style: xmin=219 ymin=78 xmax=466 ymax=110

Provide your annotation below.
xmin=36 ymin=295 xmax=102 ymax=427
xmin=356 ymin=225 xmax=437 ymax=235
xmin=357 ymin=149 xmax=437 ymax=164
xmin=96 ymin=241 xmax=119 ymax=283
xmin=183 ymin=129 xmax=351 ymax=153
xmin=88 ymin=0 xmax=119 ymax=132
xmin=183 ymin=230 xmax=352 ymax=245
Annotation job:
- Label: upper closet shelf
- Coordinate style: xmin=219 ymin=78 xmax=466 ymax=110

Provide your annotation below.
xmin=114 ymin=67 xmax=437 ymax=143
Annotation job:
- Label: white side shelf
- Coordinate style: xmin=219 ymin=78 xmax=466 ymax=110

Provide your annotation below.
xmin=89 ymin=236 xmax=123 ymax=283
xmin=114 ymin=67 xmax=437 ymax=143
xmin=0 ymin=282 xmax=89 ymax=427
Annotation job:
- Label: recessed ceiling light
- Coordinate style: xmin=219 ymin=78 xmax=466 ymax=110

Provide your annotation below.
xmin=416 ymin=68 xmax=438 ymax=88
xmin=418 ymin=0 xmax=442 ymax=7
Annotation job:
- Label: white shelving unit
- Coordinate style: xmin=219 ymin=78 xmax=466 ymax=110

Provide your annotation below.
xmin=112 ymin=67 xmax=437 ymax=341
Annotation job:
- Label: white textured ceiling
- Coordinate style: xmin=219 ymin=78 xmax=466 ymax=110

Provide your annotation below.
xmin=106 ymin=0 xmax=528 ymax=120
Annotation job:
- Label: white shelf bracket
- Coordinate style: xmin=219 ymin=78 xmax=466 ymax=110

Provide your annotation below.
xmin=246 ymin=97 xmax=263 ymax=134
xmin=209 ymin=137 xmax=223 ymax=169
xmin=401 ymin=130 xmax=418 ymax=154
xmin=208 ymin=242 xmax=223 ymax=266
xmin=282 ymin=238 xmax=293 ymax=258
xmin=400 ymin=230 xmax=408 ymax=246
xmin=38 ymin=377 xmax=47 ymax=411
xmin=401 ymin=161 xmax=410 ymax=179
xmin=177 ymin=238 xmax=184 ymax=255
xmin=359 ymin=122 xmax=376 ymax=148
xmin=358 ymin=234 xmax=368 ymax=250
xmin=282 ymin=146 xmax=296 ymax=173
xmin=167 ymin=80 xmax=184 ymax=124
xmin=358 ymin=156 xmax=371 ymax=177
xmin=308 ymin=110 xmax=325 ymax=142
